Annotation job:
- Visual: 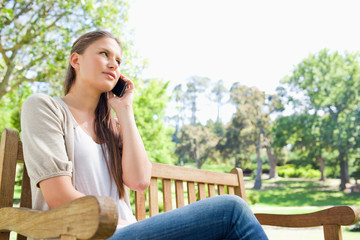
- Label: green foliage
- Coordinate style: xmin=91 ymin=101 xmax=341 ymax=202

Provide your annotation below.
xmin=0 ymin=0 xmax=176 ymax=165
xmin=133 ymin=78 xmax=175 ymax=164
xmin=176 ymin=124 xmax=218 ymax=168
xmin=0 ymin=83 xmax=33 ymax=132
xmin=0 ymin=0 xmax=140 ymax=98
xmin=247 ymin=191 xmax=260 ymax=205
xmin=279 ymin=49 xmax=360 ymax=189
xmin=277 ymin=165 xmax=321 ymax=178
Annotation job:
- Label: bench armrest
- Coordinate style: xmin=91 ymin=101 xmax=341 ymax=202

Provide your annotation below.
xmin=255 ymin=205 xmax=360 ymax=227
xmin=0 ymin=196 xmax=118 ymax=239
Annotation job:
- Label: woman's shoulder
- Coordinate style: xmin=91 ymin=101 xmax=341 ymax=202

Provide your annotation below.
xmin=21 ymin=93 xmax=77 ymax=130
xmin=23 ymin=93 xmax=63 ymax=110
xmin=21 ymin=93 xmax=68 ymax=122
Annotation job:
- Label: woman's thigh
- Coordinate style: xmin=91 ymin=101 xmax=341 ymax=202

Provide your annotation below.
xmin=109 ymin=195 xmax=267 ymax=240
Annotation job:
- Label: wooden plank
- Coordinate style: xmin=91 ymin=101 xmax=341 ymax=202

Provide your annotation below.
xmin=228 ymin=186 xmax=235 ymax=195
xmin=0 ymin=129 xmax=19 ymax=208
xmin=0 ymin=196 xmax=117 ymax=240
xmin=218 ymin=185 xmax=225 ymax=195
xmin=231 ymin=168 xmax=247 ymax=202
xmin=255 ymin=206 xmax=359 ymax=227
xmin=208 ymin=184 xmax=216 ymax=197
xmin=135 ymin=191 xmax=146 ymax=221
xmin=0 ymin=233 xmax=10 ymax=240
xmin=162 ymin=179 xmax=172 ymax=212
xmin=60 ymin=235 xmax=76 ymax=240
xmin=17 ymin=142 xmax=24 ymax=163
xmin=152 ymin=162 xmax=238 ymax=186
xmin=323 ymin=225 xmax=342 ymax=240
xmin=149 ymin=178 xmax=159 ymax=217
xmin=198 ymin=183 xmax=206 ymax=200
xmin=175 ymin=180 xmax=184 ymax=208
xmin=187 ymin=182 xmax=196 ymax=204
xmin=20 ymin=164 xmax=31 ymax=208
xmin=17 ymin=234 xmax=26 ymax=240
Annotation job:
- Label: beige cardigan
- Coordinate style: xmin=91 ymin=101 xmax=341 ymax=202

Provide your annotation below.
xmin=20 ymin=93 xmax=130 ymax=212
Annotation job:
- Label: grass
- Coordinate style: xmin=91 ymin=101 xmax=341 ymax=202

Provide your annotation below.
xmin=246 ymin=177 xmax=360 ymax=207
xmin=243 ymin=176 xmax=360 ymax=239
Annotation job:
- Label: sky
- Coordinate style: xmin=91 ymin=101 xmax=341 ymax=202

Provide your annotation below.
xmin=127 ymin=0 xmax=360 ymax=124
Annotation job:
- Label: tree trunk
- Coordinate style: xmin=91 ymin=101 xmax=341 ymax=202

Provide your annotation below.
xmin=266 ymin=146 xmax=278 ymax=179
xmin=193 ymin=139 xmax=201 ymax=169
xmin=317 ymin=155 xmax=326 ymax=182
xmin=254 ymin=136 xmax=262 ymax=189
xmin=339 ymin=151 xmax=347 ymax=190
xmin=191 ymin=99 xmax=196 ymax=126
xmin=234 ymin=154 xmax=241 ymax=168
xmin=345 ymin=154 xmax=350 ymax=183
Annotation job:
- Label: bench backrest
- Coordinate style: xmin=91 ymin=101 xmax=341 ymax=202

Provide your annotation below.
xmin=0 ymin=128 xmax=247 ymax=238
xmin=134 ymin=162 xmax=247 ymax=220
xmin=0 ymin=129 xmax=31 ymax=240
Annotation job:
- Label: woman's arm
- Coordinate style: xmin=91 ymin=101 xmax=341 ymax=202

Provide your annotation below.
xmin=108 ymin=78 xmax=152 ymax=191
xmin=116 ymin=106 xmax=152 ymax=191
xmin=39 ymin=176 xmax=85 ymax=209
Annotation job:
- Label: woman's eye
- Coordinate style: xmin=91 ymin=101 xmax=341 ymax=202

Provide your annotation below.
xmin=116 ymin=60 xmax=121 ymax=65
xmin=101 ymin=52 xmax=108 ymax=57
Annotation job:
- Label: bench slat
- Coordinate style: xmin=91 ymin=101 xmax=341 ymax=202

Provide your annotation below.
xmin=175 ymin=180 xmax=184 ymax=208
xmin=152 ymin=162 xmax=238 ymax=186
xmin=228 ymin=186 xmax=235 ymax=195
xmin=218 ymin=185 xmax=225 ymax=195
xmin=208 ymin=184 xmax=216 ymax=197
xmin=198 ymin=183 xmax=206 ymax=200
xmin=187 ymin=182 xmax=196 ymax=204
xmin=162 ymin=179 xmax=172 ymax=212
xmin=135 ymin=191 xmax=146 ymax=221
xmin=149 ymin=178 xmax=159 ymax=217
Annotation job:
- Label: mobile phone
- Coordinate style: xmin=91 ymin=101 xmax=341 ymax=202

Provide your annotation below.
xmin=112 ymin=75 xmax=128 ymax=97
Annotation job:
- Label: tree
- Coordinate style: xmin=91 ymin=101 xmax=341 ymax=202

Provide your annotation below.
xmin=186 ymin=76 xmax=209 ymax=125
xmin=0 ymin=82 xmax=32 ymax=132
xmin=209 ymin=79 xmax=228 ymax=122
xmin=229 ymin=83 xmax=265 ymax=189
xmin=133 ymin=78 xmax=175 ymax=164
xmin=0 ymin=0 xmax=133 ymax=99
xmin=280 ymin=49 xmax=360 ymax=190
xmin=217 ymin=110 xmax=254 ymax=169
xmin=229 ymin=83 xmax=283 ymax=189
xmin=271 ymin=113 xmax=330 ymax=181
xmin=176 ymin=125 xmax=218 ymax=169
xmin=169 ymin=84 xmax=186 ymax=143
xmin=1 ymin=1 xmax=176 ymax=168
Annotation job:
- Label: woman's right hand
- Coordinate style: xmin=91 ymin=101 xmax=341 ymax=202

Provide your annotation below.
xmin=108 ymin=74 xmax=135 ymax=111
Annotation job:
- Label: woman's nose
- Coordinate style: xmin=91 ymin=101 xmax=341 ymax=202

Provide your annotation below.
xmin=107 ymin=58 xmax=118 ymax=69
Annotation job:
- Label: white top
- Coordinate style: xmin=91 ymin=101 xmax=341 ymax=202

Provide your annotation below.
xmin=74 ymin=126 xmax=137 ymax=225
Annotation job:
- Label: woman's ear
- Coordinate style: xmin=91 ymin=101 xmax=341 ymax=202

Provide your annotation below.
xmin=70 ymin=52 xmax=80 ymax=69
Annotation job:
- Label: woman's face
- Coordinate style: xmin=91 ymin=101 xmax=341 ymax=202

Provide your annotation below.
xmin=73 ymin=37 xmax=122 ymax=95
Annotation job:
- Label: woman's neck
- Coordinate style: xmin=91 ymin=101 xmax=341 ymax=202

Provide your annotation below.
xmin=62 ymin=86 xmax=101 ymax=114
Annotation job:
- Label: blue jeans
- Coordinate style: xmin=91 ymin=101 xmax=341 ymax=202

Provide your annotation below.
xmin=109 ymin=195 xmax=268 ymax=240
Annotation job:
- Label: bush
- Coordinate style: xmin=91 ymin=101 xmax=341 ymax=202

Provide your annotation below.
xmin=247 ymin=191 xmax=260 ymax=205
xmin=277 ymin=165 xmax=321 ymax=178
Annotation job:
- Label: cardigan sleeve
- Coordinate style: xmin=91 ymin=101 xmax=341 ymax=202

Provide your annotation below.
xmin=20 ymin=93 xmax=72 ymax=187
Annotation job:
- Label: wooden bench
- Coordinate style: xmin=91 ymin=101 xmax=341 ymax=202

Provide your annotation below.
xmin=1 ymin=128 xmax=359 ymax=240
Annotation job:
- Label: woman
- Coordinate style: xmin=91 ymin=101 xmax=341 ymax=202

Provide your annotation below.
xmin=21 ymin=30 xmax=268 ymax=240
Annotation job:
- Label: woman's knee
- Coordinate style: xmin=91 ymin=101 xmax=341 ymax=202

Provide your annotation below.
xmin=218 ymin=194 xmax=248 ymax=209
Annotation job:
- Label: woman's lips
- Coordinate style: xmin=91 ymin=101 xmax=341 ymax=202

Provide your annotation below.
xmin=103 ymin=72 xmax=116 ymax=80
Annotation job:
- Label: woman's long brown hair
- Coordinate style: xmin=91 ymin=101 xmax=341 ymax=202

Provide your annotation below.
xmin=64 ymin=30 xmax=125 ymax=198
